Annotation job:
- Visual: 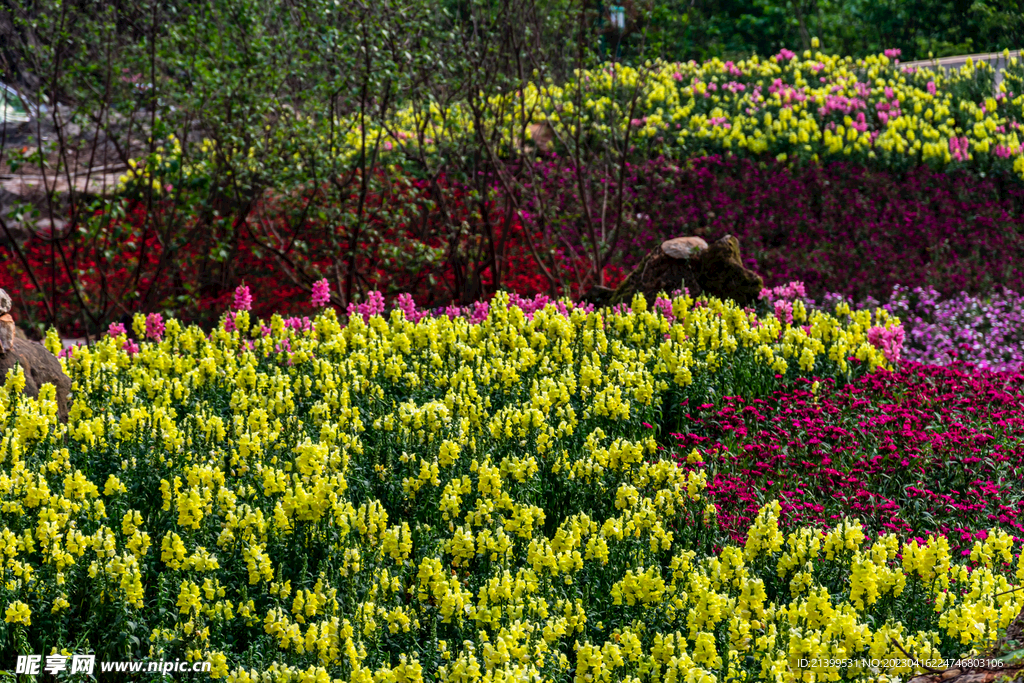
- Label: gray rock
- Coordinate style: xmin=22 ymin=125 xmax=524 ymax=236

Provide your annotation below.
xmin=661 ymin=236 xmax=708 ymax=260
xmin=0 ymin=288 xmax=10 ymax=314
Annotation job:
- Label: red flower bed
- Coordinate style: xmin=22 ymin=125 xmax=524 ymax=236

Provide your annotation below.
xmin=673 ymin=362 xmax=1024 ymax=553
xmin=0 ymin=170 xmax=594 ymax=335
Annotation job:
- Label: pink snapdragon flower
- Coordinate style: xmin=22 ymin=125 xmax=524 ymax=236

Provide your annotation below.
xmin=467 ymin=301 xmax=490 ymax=325
xmin=59 ymin=343 xmax=83 ymax=360
xmin=396 ymin=293 xmax=427 ymax=323
xmin=760 ymin=281 xmax=806 ymax=303
xmin=145 ymin=313 xmax=165 ymax=341
xmin=993 ymin=144 xmax=1017 ymax=159
xmin=107 ymin=321 xmax=138 ymax=353
xmin=311 ymin=279 xmax=331 ymax=308
xmin=867 ymin=324 xmax=906 ymax=363
xmin=284 ymin=316 xmax=312 ymax=333
xmin=949 ymin=136 xmax=970 ymax=162
xmin=774 ymin=300 xmax=794 ymax=325
xmin=654 ymin=297 xmax=675 ymax=322
xmin=347 ymin=291 xmax=386 ymax=322
xmin=233 ymin=284 xmax=252 ymax=311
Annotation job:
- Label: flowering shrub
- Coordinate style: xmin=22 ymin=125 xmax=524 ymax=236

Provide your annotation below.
xmin=0 ymin=293 xmax=971 ymax=682
xmin=510 ymin=155 xmax=1024 ymax=305
xmin=673 ymin=364 xmax=1024 ymax=554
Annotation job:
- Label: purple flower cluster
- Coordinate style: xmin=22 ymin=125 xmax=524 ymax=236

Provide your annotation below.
xmin=883 ymin=285 xmax=1024 ymax=372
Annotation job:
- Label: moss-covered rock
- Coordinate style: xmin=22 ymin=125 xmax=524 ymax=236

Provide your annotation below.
xmin=604 ymin=234 xmax=762 ymax=308
xmin=699 ymin=235 xmax=763 ymax=307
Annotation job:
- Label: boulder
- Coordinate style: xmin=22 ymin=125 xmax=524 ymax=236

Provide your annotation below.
xmin=0 ymin=289 xmax=72 ymax=422
xmin=660 ymin=236 xmax=708 ymax=260
xmin=604 ymin=234 xmax=762 ymax=308
xmin=699 ymin=234 xmax=763 ymax=306
xmin=0 ymin=335 xmax=73 ymax=422
xmin=0 ymin=313 xmax=12 ymax=352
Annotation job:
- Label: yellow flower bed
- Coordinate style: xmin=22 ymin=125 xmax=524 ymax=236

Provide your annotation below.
xmin=2 ymin=293 xmax=1017 ymax=683
xmin=377 ymin=49 xmax=1022 ymax=173
xmin=119 ymin=49 xmax=1024 ymax=196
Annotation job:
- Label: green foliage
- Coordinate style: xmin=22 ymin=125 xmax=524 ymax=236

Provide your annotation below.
xmin=632 ymin=0 xmax=1023 ymax=63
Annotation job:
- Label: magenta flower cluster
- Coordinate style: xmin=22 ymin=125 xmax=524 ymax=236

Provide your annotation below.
xmin=233 ymin=284 xmax=252 ymax=312
xmin=673 ymin=364 xmax=1024 ymax=554
xmin=311 ymin=279 xmax=331 ymax=308
xmin=346 ymin=291 xmax=386 ymax=323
